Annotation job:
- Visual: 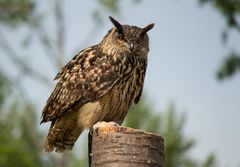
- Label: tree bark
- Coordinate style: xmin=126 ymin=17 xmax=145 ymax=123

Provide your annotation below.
xmin=89 ymin=122 xmax=164 ymax=167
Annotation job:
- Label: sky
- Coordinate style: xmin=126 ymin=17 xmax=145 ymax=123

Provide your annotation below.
xmin=1 ymin=0 xmax=240 ymax=166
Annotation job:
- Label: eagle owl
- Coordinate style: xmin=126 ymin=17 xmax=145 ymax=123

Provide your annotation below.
xmin=41 ymin=16 xmax=154 ymax=152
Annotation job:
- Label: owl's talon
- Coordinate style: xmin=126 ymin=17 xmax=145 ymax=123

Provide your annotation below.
xmin=93 ymin=121 xmax=120 ymax=130
xmin=89 ymin=128 xmax=94 ymax=136
xmin=109 ymin=121 xmax=120 ymax=127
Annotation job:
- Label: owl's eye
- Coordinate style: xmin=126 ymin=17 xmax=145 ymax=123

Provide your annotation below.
xmin=117 ymin=35 xmax=126 ymax=42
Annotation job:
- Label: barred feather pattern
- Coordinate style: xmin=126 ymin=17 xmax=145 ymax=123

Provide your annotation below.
xmin=41 ymin=18 xmax=153 ymax=152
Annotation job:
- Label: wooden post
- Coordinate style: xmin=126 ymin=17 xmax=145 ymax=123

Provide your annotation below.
xmin=88 ymin=122 xmax=164 ymax=167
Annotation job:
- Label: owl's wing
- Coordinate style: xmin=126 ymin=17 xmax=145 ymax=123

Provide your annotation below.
xmin=41 ymin=46 xmax=122 ymax=123
xmin=133 ymin=60 xmax=147 ymax=104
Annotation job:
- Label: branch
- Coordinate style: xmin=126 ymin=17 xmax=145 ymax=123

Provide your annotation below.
xmin=89 ymin=122 xmax=165 ymax=167
xmin=35 ymin=24 xmax=59 ymax=70
xmin=0 ymin=30 xmax=51 ymax=88
xmin=0 ymin=66 xmax=28 ymax=99
xmin=54 ymin=0 xmax=65 ymax=68
xmin=26 ymin=12 xmax=61 ymax=71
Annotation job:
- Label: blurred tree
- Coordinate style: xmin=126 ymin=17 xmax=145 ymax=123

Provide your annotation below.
xmin=0 ymin=0 xmax=139 ymax=89
xmin=0 ymin=72 xmax=10 ymax=106
xmin=0 ymin=72 xmax=55 ymax=167
xmin=0 ymin=1 xmax=139 ymax=167
xmin=124 ymin=100 xmax=218 ymax=167
xmin=0 ymin=77 xmax=219 ymax=167
xmin=0 ymin=0 xmax=35 ymax=27
xmin=199 ymin=0 xmax=240 ymax=80
xmin=0 ymin=0 xmax=222 ymax=167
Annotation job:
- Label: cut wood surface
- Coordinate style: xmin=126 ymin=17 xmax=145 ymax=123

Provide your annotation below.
xmin=89 ymin=122 xmax=164 ymax=167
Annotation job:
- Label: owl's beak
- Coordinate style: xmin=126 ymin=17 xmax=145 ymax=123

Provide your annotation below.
xmin=130 ymin=43 xmax=134 ymax=51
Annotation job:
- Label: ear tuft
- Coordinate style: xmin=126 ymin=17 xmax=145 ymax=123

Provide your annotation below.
xmin=109 ymin=16 xmax=123 ymax=34
xmin=141 ymin=23 xmax=155 ymax=35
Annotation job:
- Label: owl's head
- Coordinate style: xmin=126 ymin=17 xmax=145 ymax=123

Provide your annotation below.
xmin=101 ymin=16 xmax=154 ymax=55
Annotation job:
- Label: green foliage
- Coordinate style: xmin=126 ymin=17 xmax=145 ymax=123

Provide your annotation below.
xmin=199 ymin=0 xmax=240 ymax=80
xmin=0 ymin=72 xmax=10 ymax=106
xmin=0 ymin=74 xmax=54 ymax=167
xmin=68 ymin=150 xmax=88 ymax=167
xmin=202 ymin=153 xmax=217 ymax=167
xmin=0 ymin=0 xmax=35 ymax=27
xmin=199 ymin=0 xmax=240 ymax=28
xmin=98 ymin=0 xmax=120 ymax=14
xmin=0 ymin=0 xmax=223 ymax=166
xmin=0 ymin=88 xmax=219 ymax=166
xmin=92 ymin=0 xmax=120 ymax=25
xmin=124 ymin=100 xmax=217 ymax=167
xmin=124 ymin=98 xmax=160 ymax=132
xmin=217 ymin=52 xmax=240 ymax=79
xmin=0 ymin=71 xmax=88 ymax=166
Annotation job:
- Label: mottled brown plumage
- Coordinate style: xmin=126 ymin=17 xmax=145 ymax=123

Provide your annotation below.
xmin=41 ymin=16 xmax=154 ymax=153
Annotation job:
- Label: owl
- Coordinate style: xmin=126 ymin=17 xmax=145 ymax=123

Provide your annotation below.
xmin=41 ymin=16 xmax=154 ymax=153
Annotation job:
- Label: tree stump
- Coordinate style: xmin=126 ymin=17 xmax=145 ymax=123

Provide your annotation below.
xmin=89 ymin=122 xmax=164 ymax=167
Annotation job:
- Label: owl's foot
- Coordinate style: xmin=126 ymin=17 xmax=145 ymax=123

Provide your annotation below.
xmin=92 ymin=121 xmax=120 ymax=136
xmin=89 ymin=128 xmax=93 ymax=136
xmin=109 ymin=121 xmax=120 ymax=127
xmin=93 ymin=121 xmax=119 ymax=130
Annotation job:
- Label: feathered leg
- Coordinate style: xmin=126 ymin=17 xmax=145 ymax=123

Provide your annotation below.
xmin=44 ymin=111 xmax=83 ymax=153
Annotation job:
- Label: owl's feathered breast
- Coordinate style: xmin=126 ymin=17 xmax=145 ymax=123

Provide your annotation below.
xmin=41 ymin=45 xmax=146 ymax=123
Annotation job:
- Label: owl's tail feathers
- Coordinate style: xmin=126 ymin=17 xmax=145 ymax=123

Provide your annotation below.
xmin=44 ymin=119 xmax=83 ymax=153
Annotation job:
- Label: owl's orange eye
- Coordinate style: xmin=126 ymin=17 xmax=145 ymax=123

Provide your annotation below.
xmin=117 ymin=35 xmax=126 ymax=42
